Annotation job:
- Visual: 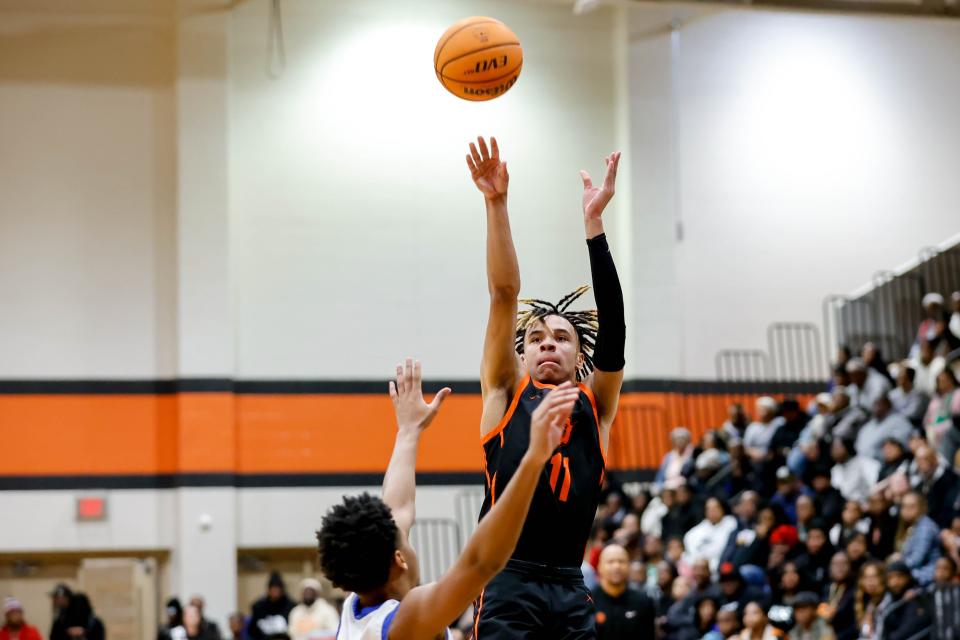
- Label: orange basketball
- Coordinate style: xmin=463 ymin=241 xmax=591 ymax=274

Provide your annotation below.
xmin=434 ymin=17 xmax=523 ymax=102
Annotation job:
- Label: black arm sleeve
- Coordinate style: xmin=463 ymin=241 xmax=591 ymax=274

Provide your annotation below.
xmin=587 ymin=233 xmax=625 ymax=372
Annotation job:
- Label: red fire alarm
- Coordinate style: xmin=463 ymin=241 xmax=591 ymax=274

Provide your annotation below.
xmin=76 ymin=497 xmax=107 ymax=521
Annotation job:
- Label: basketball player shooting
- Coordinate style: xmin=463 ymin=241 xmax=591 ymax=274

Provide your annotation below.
xmin=466 ymin=137 xmax=625 ymax=639
xmin=317 ymin=359 xmax=579 ymax=640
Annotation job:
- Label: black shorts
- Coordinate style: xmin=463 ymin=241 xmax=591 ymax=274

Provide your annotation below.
xmin=472 ymin=559 xmax=596 ymax=640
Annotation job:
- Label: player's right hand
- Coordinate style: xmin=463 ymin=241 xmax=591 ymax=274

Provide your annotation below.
xmin=527 ymin=382 xmax=579 ymax=463
xmin=466 ymin=136 xmax=509 ymax=200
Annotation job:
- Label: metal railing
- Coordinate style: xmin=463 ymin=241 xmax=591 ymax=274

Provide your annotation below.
xmin=715 ymin=349 xmax=769 ymax=381
xmin=767 ymin=322 xmax=823 ymax=382
xmin=408 ymin=518 xmax=462 ymax=583
xmin=454 ymin=487 xmax=484 ymax=542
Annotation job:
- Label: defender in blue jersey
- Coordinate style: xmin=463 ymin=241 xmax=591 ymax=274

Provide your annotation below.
xmin=465 ymin=137 xmax=626 ymax=638
xmin=317 ymin=359 xmax=580 ymax=640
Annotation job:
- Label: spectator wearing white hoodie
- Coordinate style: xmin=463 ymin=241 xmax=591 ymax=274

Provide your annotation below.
xmin=682 ymin=497 xmax=738 ymax=572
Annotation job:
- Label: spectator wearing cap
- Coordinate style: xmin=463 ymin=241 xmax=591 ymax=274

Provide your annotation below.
xmin=158 ymin=599 xmax=184 ymax=640
xmin=655 ymin=427 xmax=695 ymax=491
xmin=929 ymin=556 xmax=960 ymax=640
xmin=287 ymin=579 xmax=337 ymax=640
xmin=890 ymin=365 xmax=930 ymax=427
xmin=49 ymin=583 xmax=73 ymax=640
xmin=768 ymin=524 xmax=801 ymax=578
xmin=794 ymin=520 xmax=835 ymax=589
xmin=912 ymin=293 xmax=949 ymax=357
xmin=592 ymin=544 xmax=656 ymax=640
xmin=874 ymin=561 xmax=932 ymax=640
xmin=683 ymin=497 xmax=738 ymax=572
xmin=689 ymin=449 xmax=731 ymax=504
xmin=891 ymin=491 xmax=941 ymax=586
xmin=821 ymin=552 xmax=857 ymax=640
xmin=717 ymin=563 xmax=770 ymax=613
xmin=744 ymin=397 xmax=784 ymax=464
xmin=1 ymin=598 xmax=43 ymax=640
xmin=770 ymin=466 xmax=813 ymax=525
xmin=911 ymin=444 xmax=960 ymax=528
xmin=830 ymin=439 xmax=880 ymax=504
xmin=790 ymin=591 xmax=835 ymax=640
xmin=855 ymin=394 xmax=913 ymax=462
xmin=249 ymin=572 xmax=295 ymax=640
xmin=846 ymin=358 xmax=893 ymax=415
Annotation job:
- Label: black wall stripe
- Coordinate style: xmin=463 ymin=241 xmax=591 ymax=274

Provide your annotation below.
xmin=0 ymin=378 xmax=823 ymax=396
xmin=0 ymin=469 xmax=655 ymax=491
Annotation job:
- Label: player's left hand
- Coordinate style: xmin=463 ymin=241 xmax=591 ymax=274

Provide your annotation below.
xmin=389 ymin=358 xmax=451 ymax=433
xmin=580 ymin=151 xmax=620 ymax=221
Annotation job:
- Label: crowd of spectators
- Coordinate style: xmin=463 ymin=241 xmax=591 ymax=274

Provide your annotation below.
xmin=582 ymin=289 xmax=960 ymax=640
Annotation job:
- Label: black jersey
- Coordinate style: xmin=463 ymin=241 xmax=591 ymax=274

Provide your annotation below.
xmin=478 ymin=374 xmax=606 ymax=568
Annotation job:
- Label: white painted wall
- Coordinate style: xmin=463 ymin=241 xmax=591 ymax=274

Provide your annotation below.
xmin=626 ymin=5 xmax=960 ymax=377
xmin=228 ymin=0 xmax=621 ymax=379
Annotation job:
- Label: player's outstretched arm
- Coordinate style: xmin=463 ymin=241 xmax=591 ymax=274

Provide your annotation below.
xmin=581 ymin=152 xmax=626 ymax=446
xmin=382 ymin=358 xmax=451 ymax=537
xmin=387 ymin=384 xmax=579 ymax=640
xmin=466 ymin=137 xmax=522 ymax=423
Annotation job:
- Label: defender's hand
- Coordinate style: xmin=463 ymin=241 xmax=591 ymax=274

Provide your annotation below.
xmin=466 ymin=136 xmax=509 ymax=201
xmin=526 ymin=383 xmax=579 ymax=463
xmin=580 ymin=151 xmax=621 ymax=221
xmin=389 ymin=358 xmax=451 ymax=433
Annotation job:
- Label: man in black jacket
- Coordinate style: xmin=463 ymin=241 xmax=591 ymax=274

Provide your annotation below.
xmin=592 ymin=544 xmax=655 ymax=640
xmin=874 ymin=561 xmax=932 ymax=640
xmin=249 ymin=572 xmax=295 ymax=640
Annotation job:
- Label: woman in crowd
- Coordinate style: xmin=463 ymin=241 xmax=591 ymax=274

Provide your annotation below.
xmin=736 ymin=602 xmax=778 ymax=640
xmin=853 ymin=561 xmax=886 ymax=640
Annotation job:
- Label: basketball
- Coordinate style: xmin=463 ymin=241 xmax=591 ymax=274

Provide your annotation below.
xmin=434 ymin=16 xmax=523 ymax=102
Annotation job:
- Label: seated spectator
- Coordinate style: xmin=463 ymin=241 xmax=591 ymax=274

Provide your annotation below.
xmin=692 ymin=595 xmax=722 ymax=640
xmin=890 ymin=365 xmax=930 ymax=427
xmin=709 ymin=604 xmax=742 ymax=640
xmin=911 ymin=444 xmax=960 ymax=528
xmin=951 ymin=291 xmax=960 ymax=343
xmin=911 ymin=338 xmax=943 ymax=397
xmin=862 ymin=342 xmax=894 ymax=384
xmin=663 ymin=481 xmax=702 ymax=543
xmin=771 ymin=467 xmax=814 ymax=525
xmin=790 ymin=591 xmax=835 ymax=640
xmin=770 ymin=399 xmax=810 ymax=457
xmin=855 ymin=394 xmax=913 ymax=461
xmin=773 ymin=561 xmax=804 ymax=607
xmin=652 ymin=561 xmax=679 ymax=617
xmin=809 ymin=467 xmax=844 ymax=529
xmin=249 ymin=572 xmax=295 ymax=640
xmin=744 ymin=398 xmax=784 ymax=463
xmin=1 ymin=598 xmax=43 ymax=640
xmin=667 ymin=537 xmax=689 ymax=576
xmin=656 ymin=427 xmax=695 ymax=490
xmin=641 ymin=487 xmax=670 ymax=539
xmin=928 ymin=556 xmax=960 ymax=640
xmin=912 ymin=293 xmax=949 ymax=356
xmin=663 ymin=577 xmax=696 ymax=635
xmin=721 ymin=492 xmax=769 ymax=568
xmin=735 ymin=602 xmax=778 ymax=640
xmin=794 ymin=520 xmax=835 ymax=588
xmin=874 ymin=561 xmax=932 ymax=640
xmin=924 ymin=369 xmax=960 ymax=453
xmin=592 ymin=544 xmax=656 ymax=640
xmin=796 ymin=495 xmax=817 ymax=541
xmin=830 ymin=439 xmax=880 ymax=504
xmin=825 ymin=389 xmax=868 ymax=442
xmin=829 ymin=501 xmax=870 ymax=548
xmin=64 ymin=593 xmax=105 ymax=640
xmin=688 ymin=559 xmax=719 ymax=603
xmin=723 ymin=403 xmax=751 ymax=445
xmin=288 ymin=579 xmax=338 ymax=640
xmin=941 ymin=516 xmax=960 ymax=568
xmin=844 ymin=533 xmax=871 ymax=578
xmin=846 ymin=358 xmax=892 ymax=415
xmin=159 ymin=599 xmax=183 ymax=640
xmin=821 ymin=552 xmax=857 ymax=640
xmin=788 ymin=393 xmax=834 ymax=479
xmin=176 ymin=605 xmax=220 ymax=640
xmin=690 ymin=449 xmax=731 ymax=504
xmin=865 ymin=493 xmax=898 ymax=561
xmin=228 ymin=613 xmax=247 ymax=640
xmin=717 ymin=563 xmax=770 ymax=613
xmin=187 ymin=597 xmax=220 ymax=640
xmin=611 ymin=512 xmax=642 ymax=555
xmin=684 ymin=498 xmax=739 ymax=572
xmin=892 ymin=491 xmax=941 ymax=586
xmin=855 ymin=561 xmax=887 ymax=638
xmin=877 ymin=438 xmax=911 ymax=485
xmin=629 ymin=560 xmax=647 ymax=591
xmin=768 ymin=524 xmax=801 ymax=577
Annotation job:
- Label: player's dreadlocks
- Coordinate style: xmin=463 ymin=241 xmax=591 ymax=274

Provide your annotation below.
xmin=515 ymin=285 xmax=599 ymax=381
